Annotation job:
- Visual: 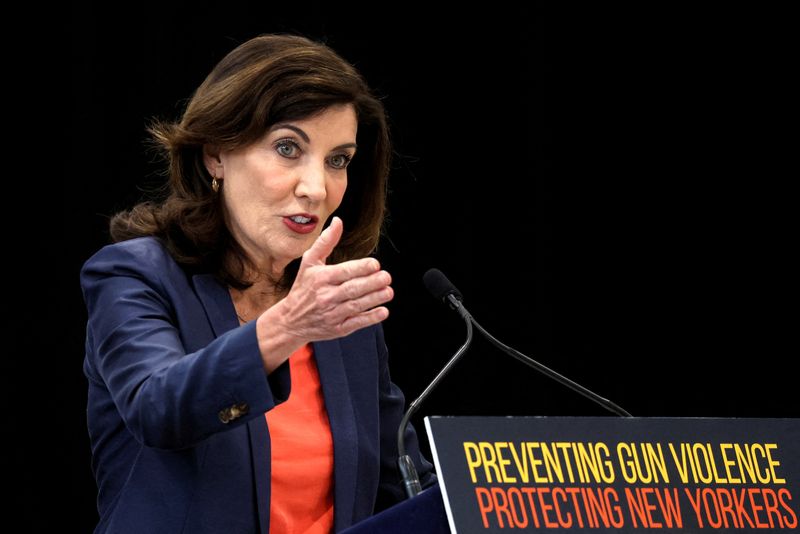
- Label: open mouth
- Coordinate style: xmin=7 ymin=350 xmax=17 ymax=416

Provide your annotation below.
xmin=283 ymin=214 xmax=319 ymax=234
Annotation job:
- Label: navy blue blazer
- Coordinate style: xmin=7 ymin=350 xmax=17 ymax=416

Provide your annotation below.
xmin=81 ymin=237 xmax=435 ymax=533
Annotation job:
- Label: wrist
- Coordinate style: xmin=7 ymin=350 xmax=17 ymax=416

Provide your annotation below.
xmin=255 ymin=302 xmax=305 ymax=373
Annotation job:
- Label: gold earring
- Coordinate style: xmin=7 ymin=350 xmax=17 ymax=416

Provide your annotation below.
xmin=211 ymin=177 xmax=220 ymax=193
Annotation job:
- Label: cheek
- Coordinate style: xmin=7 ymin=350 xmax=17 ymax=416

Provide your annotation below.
xmin=222 ymin=181 xmax=263 ymax=226
xmin=227 ymin=169 xmax=287 ymax=208
xmin=329 ymin=179 xmax=348 ymax=208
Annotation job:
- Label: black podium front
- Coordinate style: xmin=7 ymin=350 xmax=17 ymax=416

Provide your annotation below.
xmin=341 ymin=484 xmax=450 ymax=533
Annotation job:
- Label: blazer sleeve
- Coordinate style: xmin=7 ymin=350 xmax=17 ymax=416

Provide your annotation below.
xmin=81 ymin=241 xmax=290 ymax=450
xmin=374 ymin=325 xmax=437 ymax=510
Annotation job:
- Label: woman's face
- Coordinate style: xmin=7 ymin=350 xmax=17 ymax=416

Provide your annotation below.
xmin=214 ymin=105 xmax=358 ymax=272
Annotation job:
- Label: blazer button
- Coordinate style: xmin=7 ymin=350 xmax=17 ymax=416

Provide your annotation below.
xmin=230 ymin=402 xmax=249 ymax=419
xmin=218 ymin=408 xmax=232 ymax=424
xmin=219 ymin=402 xmax=249 ymax=424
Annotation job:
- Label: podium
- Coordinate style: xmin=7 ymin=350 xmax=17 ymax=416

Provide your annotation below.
xmin=341 ymin=484 xmax=450 ymax=533
xmin=422 ymin=416 xmax=800 ymax=533
xmin=342 ymin=417 xmax=799 ymax=533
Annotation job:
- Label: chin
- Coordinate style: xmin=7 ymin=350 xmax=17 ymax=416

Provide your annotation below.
xmin=280 ymin=243 xmax=313 ymax=263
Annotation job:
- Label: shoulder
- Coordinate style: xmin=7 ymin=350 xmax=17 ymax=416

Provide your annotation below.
xmin=83 ymin=237 xmax=172 ymax=268
xmin=80 ymin=237 xmax=183 ymax=286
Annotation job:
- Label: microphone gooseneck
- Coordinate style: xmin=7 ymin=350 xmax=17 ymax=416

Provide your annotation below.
xmin=469 ymin=317 xmax=633 ymax=418
xmin=423 ymin=268 xmax=633 ymax=417
xmin=397 ymin=268 xmax=633 ymax=500
xmin=396 ymin=290 xmax=473 ymax=498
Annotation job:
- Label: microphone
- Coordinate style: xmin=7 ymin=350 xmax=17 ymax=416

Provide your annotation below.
xmin=422 ymin=268 xmax=463 ymax=307
xmin=424 ymin=268 xmax=632 ymax=418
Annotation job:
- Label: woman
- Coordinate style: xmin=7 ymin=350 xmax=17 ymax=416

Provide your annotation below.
xmin=81 ymin=34 xmax=435 ymax=534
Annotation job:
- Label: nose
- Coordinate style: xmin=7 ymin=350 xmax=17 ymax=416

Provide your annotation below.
xmin=294 ymin=162 xmax=327 ymax=204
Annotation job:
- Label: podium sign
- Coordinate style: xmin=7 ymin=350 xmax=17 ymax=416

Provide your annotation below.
xmin=425 ymin=416 xmax=800 ymax=533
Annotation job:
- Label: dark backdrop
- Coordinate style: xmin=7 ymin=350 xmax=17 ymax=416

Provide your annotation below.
xmin=11 ymin=3 xmax=796 ymax=532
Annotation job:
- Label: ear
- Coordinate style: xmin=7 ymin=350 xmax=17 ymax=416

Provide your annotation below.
xmin=202 ymin=144 xmax=224 ymax=179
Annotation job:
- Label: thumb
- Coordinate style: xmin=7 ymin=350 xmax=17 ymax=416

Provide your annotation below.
xmin=301 ymin=216 xmax=343 ymax=267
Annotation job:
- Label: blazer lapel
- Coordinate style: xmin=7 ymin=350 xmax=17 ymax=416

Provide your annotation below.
xmin=314 ymin=339 xmax=358 ymax=531
xmin=191 ymin=273 xmax=239 ymax=337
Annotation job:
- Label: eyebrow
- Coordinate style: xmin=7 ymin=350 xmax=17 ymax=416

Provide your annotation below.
xmin=271 ymin=123 xmax=358 ymax=152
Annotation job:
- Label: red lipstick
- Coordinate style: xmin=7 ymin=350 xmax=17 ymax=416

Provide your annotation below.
xmin=283 ymin=213 xmax=319 ymax=234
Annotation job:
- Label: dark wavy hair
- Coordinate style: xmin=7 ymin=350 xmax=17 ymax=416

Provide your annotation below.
xmin=110 ymin=34 xmax=390 ymax=289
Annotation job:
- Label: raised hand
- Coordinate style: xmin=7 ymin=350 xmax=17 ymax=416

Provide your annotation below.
xmin=257 ymin=217 xmax=393 ymax=371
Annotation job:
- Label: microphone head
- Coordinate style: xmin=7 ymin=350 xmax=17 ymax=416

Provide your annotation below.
xmin=423 ymin=268 xmax=463 ymax=303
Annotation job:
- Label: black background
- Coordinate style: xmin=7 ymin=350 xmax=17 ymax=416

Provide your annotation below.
xmin=9 ymin=2 xmax=797 ymax=532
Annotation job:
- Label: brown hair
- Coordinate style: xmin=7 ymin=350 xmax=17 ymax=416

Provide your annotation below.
xmin=110 ymin=34 xmax=390 ymax=289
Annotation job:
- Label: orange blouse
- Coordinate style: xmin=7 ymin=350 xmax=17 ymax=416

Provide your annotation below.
xmin=265 ymin=344 xmax=335 ymax=533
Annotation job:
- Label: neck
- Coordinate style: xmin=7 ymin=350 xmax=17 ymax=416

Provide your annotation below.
xmin=224 ymin=250 xmax=293 ymax=323
xmin=230 ymin=280 xmax=285 ymax=323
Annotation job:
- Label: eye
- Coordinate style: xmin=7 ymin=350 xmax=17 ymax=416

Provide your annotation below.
xmin=275 ymin=139 xmax=300 ymax=158
xmin=329 ymin=153 xmax=353 ymax=170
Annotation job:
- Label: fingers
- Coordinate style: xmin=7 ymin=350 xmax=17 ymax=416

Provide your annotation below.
xmin=302 ymin=216 xmax=344 ymax=267
xmin=283 ymin=265 xmax=393 ymax=341
xmin=337 ymin=306 xmax=391 ymax=338
xmin=299 ymin=217 xmax=383 ymax=286
xmin=307 ymin=256 xmax=380 ymax=286
xmin=316 ymin=269 xmax=392 ymax=313
xmin=343 ymin=270 xmax=392 ymax=303
xmin=322 ymin=283 xmax=393 ymax=333
xmin=340 ymin=282 xmax=394 ymax=316
xmin=331 ymin=262 xmax=389 ymax=293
